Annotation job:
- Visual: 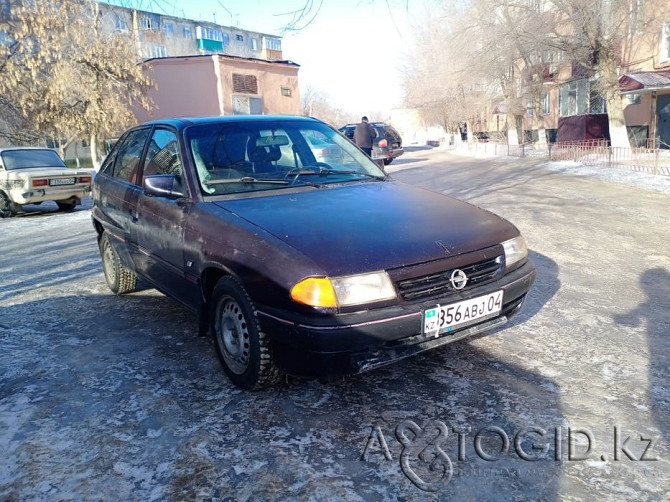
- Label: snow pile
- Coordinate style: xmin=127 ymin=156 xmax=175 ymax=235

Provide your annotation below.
xmin=539 ymin=160 xmax=670 ymax=195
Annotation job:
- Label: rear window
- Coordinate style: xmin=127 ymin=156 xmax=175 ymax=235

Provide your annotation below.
xmin=1 ymin=149 xmax=66 ymax=170
xmin=376 ymin=125 xmax=401 ymax=142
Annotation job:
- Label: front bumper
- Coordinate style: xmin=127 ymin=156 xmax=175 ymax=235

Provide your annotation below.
xmin=258 ymin=260 xmax=536 ymax=377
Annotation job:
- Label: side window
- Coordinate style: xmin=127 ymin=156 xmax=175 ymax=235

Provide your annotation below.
xmin=142 ymin=129 xmax=183 ymax=184
xmin=110 ymin=128 xmax=151 ymax=184
xmin=99 ymin=138 xmax=123 ymax=176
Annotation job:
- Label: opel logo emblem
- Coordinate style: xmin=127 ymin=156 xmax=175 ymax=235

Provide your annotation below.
xmin=450 ymin=269 xmax=468 ymax=290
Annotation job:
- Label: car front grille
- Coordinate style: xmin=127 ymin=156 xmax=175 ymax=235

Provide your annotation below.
xmin=396 ymin=255 xmax=504 ymax=302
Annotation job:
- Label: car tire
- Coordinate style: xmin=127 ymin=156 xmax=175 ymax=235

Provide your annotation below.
xmin=211 ymin=276 xmax=284 ymax=390
xmin=56 ymin=201 xmax=77 ymax=212
xmin=99 ymin=233 xmax=138 ymax=295
xmin=383 ymin=158 xmax=393 ymax=165
xmin=0 ymin=191 xmax=16 ymax=218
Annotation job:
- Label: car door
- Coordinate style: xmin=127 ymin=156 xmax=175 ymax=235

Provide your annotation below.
xmin=94 ymin=127 xmax=151 ymax=264
xmin=131 ymin=127 xmax=197 ymax=304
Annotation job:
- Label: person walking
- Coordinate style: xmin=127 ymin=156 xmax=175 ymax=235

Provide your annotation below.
xmin=354 ymin=116 xmax=377 ymax=157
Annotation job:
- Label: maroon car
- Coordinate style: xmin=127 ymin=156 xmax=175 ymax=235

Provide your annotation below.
xmin=92 ymin=116 xmax=535 ymax=389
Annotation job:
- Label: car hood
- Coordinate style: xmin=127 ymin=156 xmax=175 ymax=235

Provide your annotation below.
xmin=212 ymin=181 xmax=518 ymax=276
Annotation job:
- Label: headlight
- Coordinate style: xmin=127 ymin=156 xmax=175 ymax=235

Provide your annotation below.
xmin=290 ymin=271 xmax=396 ymax=308
xmin=502 ymin=235 xmax=528 ymax=272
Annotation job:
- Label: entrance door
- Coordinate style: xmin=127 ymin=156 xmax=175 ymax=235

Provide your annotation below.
xmin=657 ymin=94 xmax=670 ymax=149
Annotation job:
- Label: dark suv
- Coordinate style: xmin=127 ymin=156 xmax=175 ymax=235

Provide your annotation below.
xmin=339 ymin=122 xmax=404 ymax=165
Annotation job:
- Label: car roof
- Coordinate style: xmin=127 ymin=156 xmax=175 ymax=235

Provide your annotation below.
xmin=0 ymin=147 xmax=60 ymax=153
xmin=138 ymin=115 xmax=323 ymax=131
xmin=341 ymin=123 xmax=388 ymax=128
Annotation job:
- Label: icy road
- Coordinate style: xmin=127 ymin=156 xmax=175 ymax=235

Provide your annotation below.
xmin=1 ymin=148 xmax=669 ymax=500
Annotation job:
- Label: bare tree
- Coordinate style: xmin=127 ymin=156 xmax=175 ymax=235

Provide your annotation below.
xmin=0 ymin=0 xmax=152 ymax=166
xmin=467 ymin=0 xmax=667 ymax=148
xmin=535 ymin=0 xmax=646 ymax=148
xmin=301 ymin=84 xmax=357 ymax=127
xmin=402 ymin=4 xmax=507 ymax=141
xmin=404 ymin=0 xmax=667 ymax=148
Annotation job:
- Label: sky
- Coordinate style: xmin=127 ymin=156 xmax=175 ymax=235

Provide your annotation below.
xmin=113 ymin=0 xmax=417 ymax=117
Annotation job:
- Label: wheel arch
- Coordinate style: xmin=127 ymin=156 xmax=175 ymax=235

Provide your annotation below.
xmin=92 ymin=218 xmax=105 ymax=241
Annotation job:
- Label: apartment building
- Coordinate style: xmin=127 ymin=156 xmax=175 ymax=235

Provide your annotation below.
xmin=97 ymin=2 xmax=284 ymax=62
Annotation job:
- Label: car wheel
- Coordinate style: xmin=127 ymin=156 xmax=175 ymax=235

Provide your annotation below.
xmin=383 ymin=158 xmax=393 ymax=165
xmin=0 ymin=191 xmax=16 ymax=218
xmin=211 ymin=276 xmax=284 ymax=390
xmin=56 ymin=201 xmax=77 ymax=212
xmin=99 ymin=233 xmax=137 ymax=294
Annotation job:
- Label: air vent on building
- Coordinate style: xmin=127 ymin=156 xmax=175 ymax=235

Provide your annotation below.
xmin=232 ymin=74 xmax=258 ymax=94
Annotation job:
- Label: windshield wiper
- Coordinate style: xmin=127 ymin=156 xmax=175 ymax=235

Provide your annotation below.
xmin=205 ymin=176 xmax=289 ymax=185
xmin=286 ymin=167 xmax=383 ymax=183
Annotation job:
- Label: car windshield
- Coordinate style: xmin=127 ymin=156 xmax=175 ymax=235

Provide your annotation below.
xmin=186 ymin=120 xmax=386 ymax=195
xmin=1 ymin=149 xmax=66 ymax=170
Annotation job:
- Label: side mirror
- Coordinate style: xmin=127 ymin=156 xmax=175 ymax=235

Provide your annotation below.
xmin=143 ymin=174 xmax=185 ymax=199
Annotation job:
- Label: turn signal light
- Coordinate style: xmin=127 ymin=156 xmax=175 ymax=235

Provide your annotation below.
xmin=78 ymin=176 xmax=92 ymax=183
xmin=32 ymin=179 xmax=48 ymax=187
xmin=290 ymin=277 xmax=338 ymax=308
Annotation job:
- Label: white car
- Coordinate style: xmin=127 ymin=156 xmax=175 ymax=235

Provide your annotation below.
xmin=0 ymin=147 xmax=92 ymax=218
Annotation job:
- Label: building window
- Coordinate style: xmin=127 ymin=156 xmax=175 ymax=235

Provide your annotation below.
xmin=232 ymin=74 xmax=258 ymax=94
xmin=114 ymin=13 xmax=127 ymax=32
xmin=183 ymin=26 xmax=191 ymax=38
xmin=250 ymin=38 xmax=258 ymax=51
xmin=662 ymin=22 xmax=670 ymax=61
xmin=628 ymin=0 xmax=645 ymax=37
xmin=281 ymin=87 xmax=292 ymax=97
xmin=541 ymin=92 xmax=550 ymax=115
xmin=146 ymin=44 xmax=167 ymax=58
xmin=236 ymin=34 xmax=244 ymax=42
xmin=143 ymin=16 xmax=159 ymax=30
xmin=559 ymin=79 xmax=589 ymax=116
xmin=163 ymin=22 xmax=174 ymax=37
xmin=589 ymin=87 xmax=606 ymax=114
xmin=626 ymin=93 xmax=641 ymax=105
xmin=198 ymin=27 xmax=228 ymax=44
xmin=46 ymin=138 xmax=64 ymax=149
xmin=1 ymin=0 xmax=9 ymax=18
xmin=527 ymin=100 xmax=533 ymax=117
xmin=266 ymin=38 xmax=282 ymax=51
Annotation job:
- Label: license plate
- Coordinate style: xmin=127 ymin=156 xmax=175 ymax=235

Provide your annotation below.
xmin=423 ymin=291 xmax=503 ymax=338
xmin=49 ymin=178 xmax=75 ymax=186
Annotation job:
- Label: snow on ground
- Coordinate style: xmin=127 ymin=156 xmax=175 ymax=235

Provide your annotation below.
xmin=2 ymin=150 xmax=669 ymax=500
xmin=538 ymin=160 xmax=670 ymax=195
xmin=445 ymin=145 xmax=670 ymax=195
